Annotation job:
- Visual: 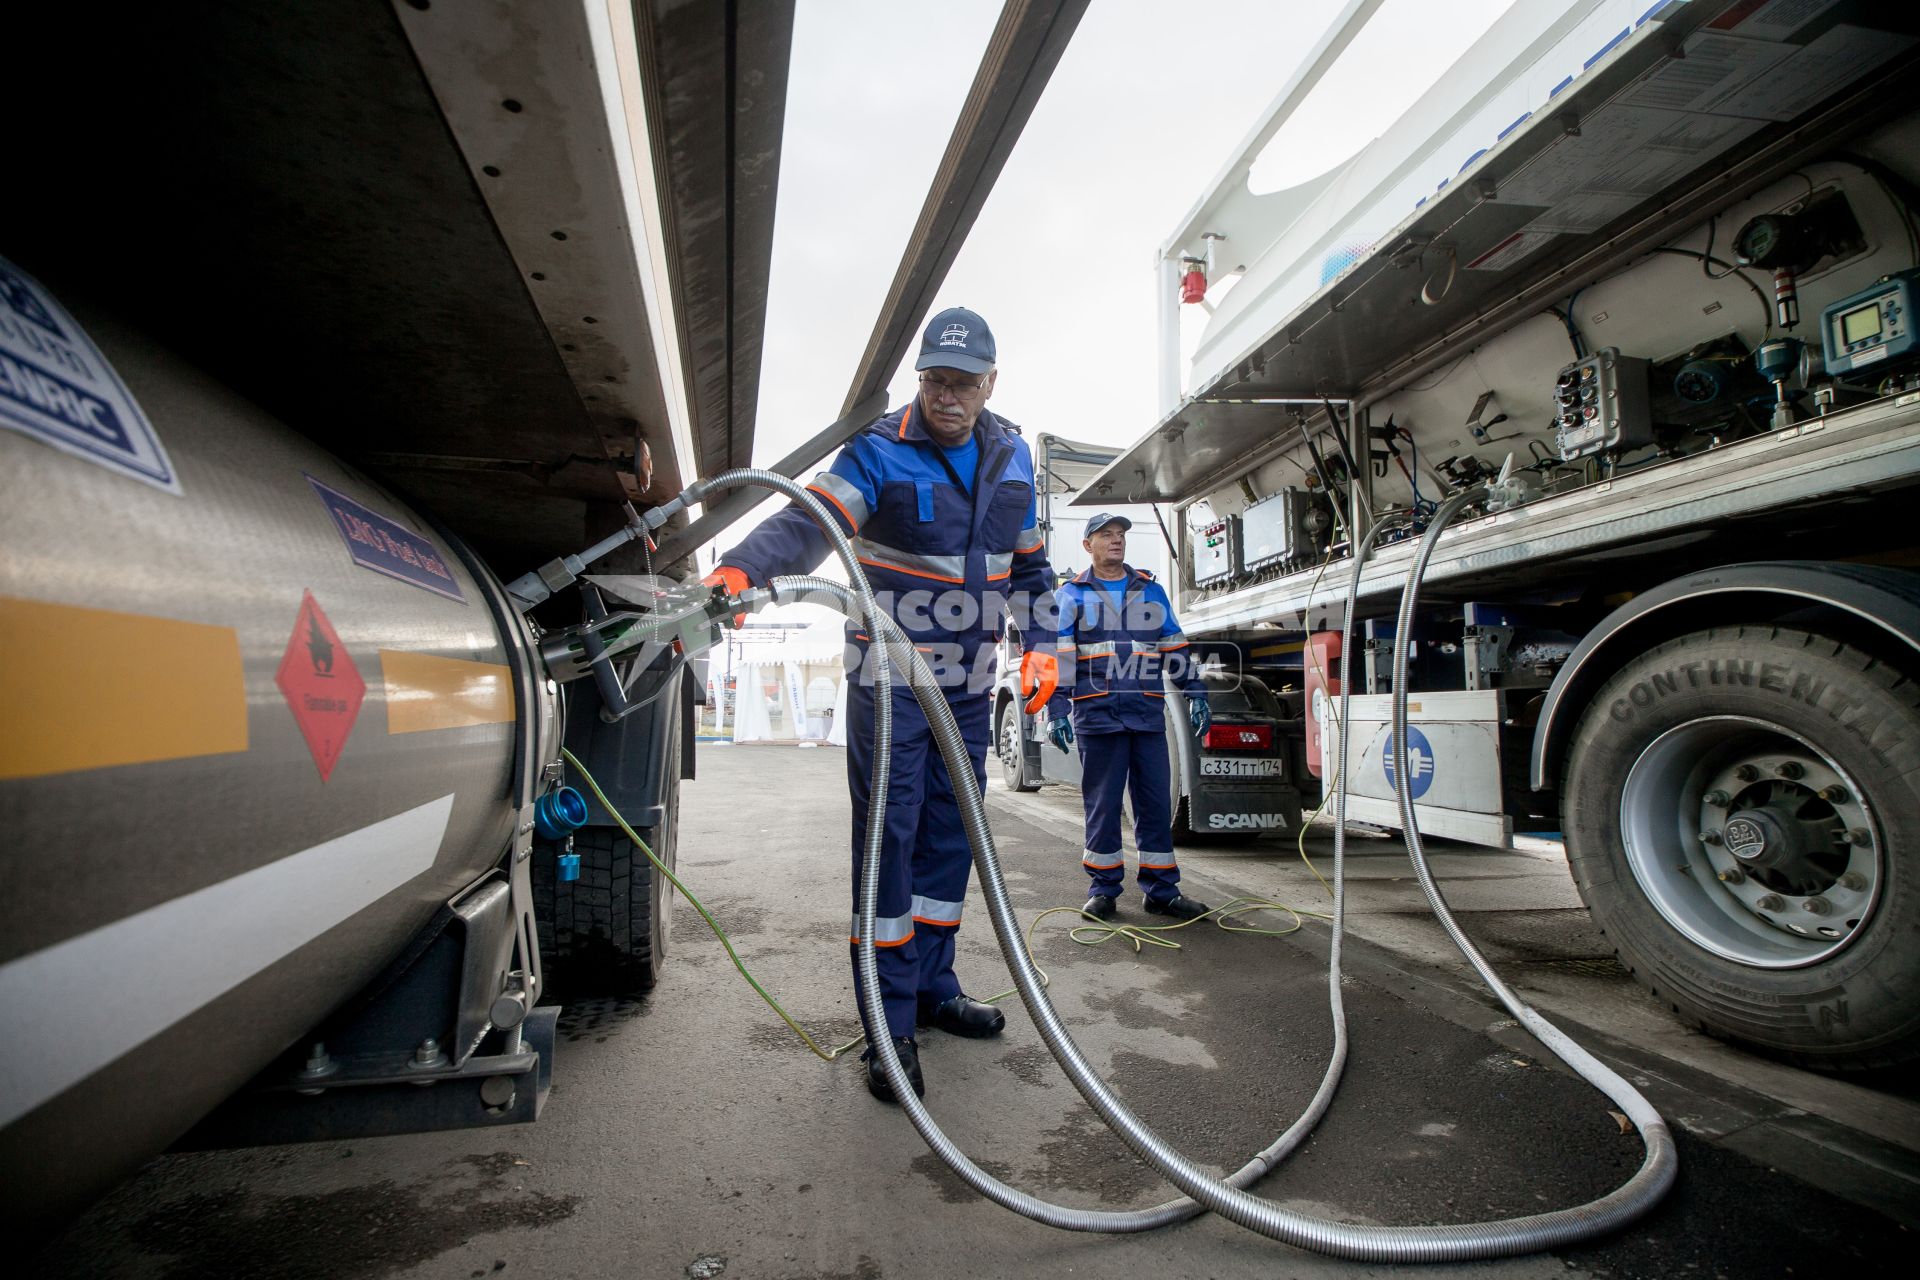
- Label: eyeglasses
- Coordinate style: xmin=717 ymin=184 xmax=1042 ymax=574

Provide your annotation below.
xmin=918 ymin=373 xmax=987 ymax=401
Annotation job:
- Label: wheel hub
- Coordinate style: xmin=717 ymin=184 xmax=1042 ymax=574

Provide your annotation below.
xmin=1620 ymin=716 xmax=1883 ymax=967
xmin=1722 ymin=806 xmax=1801 ymax=870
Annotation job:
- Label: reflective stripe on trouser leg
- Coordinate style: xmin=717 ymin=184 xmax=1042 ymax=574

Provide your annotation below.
xmin=1078 ymin=730 xmax=1130 ymax=896
xmin=1127 ymin=728 xmax=1182 ymax=903
xmin=847 ymin=677 xmax=929 ymax=1042
xmin=913 ymin=689 xmax=988 ymax=1011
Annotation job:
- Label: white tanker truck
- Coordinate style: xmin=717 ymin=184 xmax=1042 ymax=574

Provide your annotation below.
xmin=1087 ymin=0 xmax=1920 ymax=1073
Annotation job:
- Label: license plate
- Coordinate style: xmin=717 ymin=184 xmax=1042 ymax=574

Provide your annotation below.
xmin=1200 ymin=757 xmax=1282 ymax=777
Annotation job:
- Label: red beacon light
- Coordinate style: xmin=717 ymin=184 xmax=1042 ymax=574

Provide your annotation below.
xmin=1180 ymin=263 xmax=1207 ymax=305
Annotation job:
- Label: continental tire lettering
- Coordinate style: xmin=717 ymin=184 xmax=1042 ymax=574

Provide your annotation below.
xmin=1709 ymin=657 xmax=1754 ymax=686
xmin=1788 ymin=671 xmax=1828 ymax=706
xmin=1605 ymin=661 xmax=1905 ymax=761
xmin=1817 ymin=998 xmax=1851 ymax=1030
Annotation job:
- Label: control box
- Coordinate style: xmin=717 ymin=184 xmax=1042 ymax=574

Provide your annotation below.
xmin=1821 ymin=268 xmax=1920 ymax=376
xmin=1553 ymin=347 xmax=1653 ymax=460
xmin=1192 ymin=515 xmax=1242 ymax=587
xmin=1241 ymin=488 xmax=1315 ymax=574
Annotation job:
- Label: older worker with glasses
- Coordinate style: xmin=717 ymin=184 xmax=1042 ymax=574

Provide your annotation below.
xmin=704 ymin=308 xmax=1064 ymax=1103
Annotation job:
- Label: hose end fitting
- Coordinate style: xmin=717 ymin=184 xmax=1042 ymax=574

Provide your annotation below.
xmin=533 ymin=786 xmax=589 ymax=840
xmin=724 ymin=586 xmax=774 ymax=624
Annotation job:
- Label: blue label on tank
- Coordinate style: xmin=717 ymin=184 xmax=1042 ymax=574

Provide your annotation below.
xmin=308 ymin=475 xmax=465 ymax=603
xmin=0 ymin=255 xmax=181 ymax=494
xmin=1383 ymin=725 xmax=1437 ymax=800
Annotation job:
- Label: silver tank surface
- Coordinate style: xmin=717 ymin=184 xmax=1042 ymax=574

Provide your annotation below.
xmin=0 ymin=275 xmax=547 ymax=1219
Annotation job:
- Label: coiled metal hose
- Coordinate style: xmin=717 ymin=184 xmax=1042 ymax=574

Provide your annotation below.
xmin=689 ymin=470 xmax=1675 ymax=1259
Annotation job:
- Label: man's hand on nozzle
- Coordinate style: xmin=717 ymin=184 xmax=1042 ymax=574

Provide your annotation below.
xmin=1047 ymin=717 xmax=1074 ymax=751
xmin=1020 ymin=650 xmax=1059 ymax=715
xmin=701 ymin=566 xmax=752 ymax=627
xmin=1188 ymin=694 xmax=1211 ymax=739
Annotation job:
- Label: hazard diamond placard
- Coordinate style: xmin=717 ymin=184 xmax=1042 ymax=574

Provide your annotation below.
xmin=276 ymin=590 xmax=364 ymax=780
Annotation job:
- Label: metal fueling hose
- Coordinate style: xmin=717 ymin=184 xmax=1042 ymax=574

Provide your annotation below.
xmin=682 ymin=465 xmax=1325 ymax=1229
xmin=1381 ymin=490 xmax=1679 ymax=1220
xmin=770 ymin=575 xmax=1325 ymax=1233
xmin=777 ymin=567 xmax=1678 ymax=1257
xmin=676 ymin=470 xmax=913 ymax=1110
xmin=678 ymin=471 xmax=1675 ymax=1259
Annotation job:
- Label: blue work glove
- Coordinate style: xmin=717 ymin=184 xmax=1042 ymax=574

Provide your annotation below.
xmin=1047 ymin=717 xmax=1075 ymax=751
xmin=1188 ymin=695 xmax=1210 ymax=739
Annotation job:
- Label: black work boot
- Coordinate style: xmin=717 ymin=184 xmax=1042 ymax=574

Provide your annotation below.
xmin=1082 ymin=894 xmax=1118 ymax=921
xmin=864 ymin=1037 xmax=925 ymax=1104
xmin=917 ymin=994 xmax=1006 ymax=1038
xmin=1143 ymin=893 xmax=1209 ymax=921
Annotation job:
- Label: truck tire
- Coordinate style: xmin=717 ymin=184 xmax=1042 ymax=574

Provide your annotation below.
xmin=533 ymin=732 xmax=679 ymax=998
xmin=998 ymin=699 xmax=1040 ymax=792
xmin=1172 ymin=793 xmax=1195 ymax=839
xmin=1562 ymin=626 xmax=1920 ymax=1072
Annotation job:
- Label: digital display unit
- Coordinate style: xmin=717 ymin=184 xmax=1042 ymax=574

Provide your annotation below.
xmin=1822 ymin=269 xmax=1919 ymax=376
xmin=1840 ymin=302 xmax=1882 ymax=347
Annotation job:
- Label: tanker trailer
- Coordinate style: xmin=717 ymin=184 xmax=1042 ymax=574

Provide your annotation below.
xmin=0 ymin=0 xmax=793 ymax=1239
xmin=0 ymin=259 xmax=571 ymax=1233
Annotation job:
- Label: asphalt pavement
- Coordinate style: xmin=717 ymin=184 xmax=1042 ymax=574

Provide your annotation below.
xmin=33 ymin=743 xmax=1913 ymax=1279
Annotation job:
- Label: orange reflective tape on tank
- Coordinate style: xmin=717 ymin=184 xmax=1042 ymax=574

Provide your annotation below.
xmin=0 ymin=596 xmax=247 ymax=779
xmin=380 ymin=650 xmax=515 ymax=734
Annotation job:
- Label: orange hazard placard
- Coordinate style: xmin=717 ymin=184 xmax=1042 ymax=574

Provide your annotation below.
xmin=276 ymin=590 xmax=365 ymax=780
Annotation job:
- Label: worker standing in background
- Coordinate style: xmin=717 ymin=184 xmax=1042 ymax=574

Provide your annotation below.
xmin=1046 ymin=514 xmax=1210 ymax=922
xmin=705 ymin=308 xmax=1061 ymax=1104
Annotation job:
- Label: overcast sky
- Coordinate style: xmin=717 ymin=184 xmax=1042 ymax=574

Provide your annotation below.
xmin=713 ymin=0 xmax=1513 ymax=567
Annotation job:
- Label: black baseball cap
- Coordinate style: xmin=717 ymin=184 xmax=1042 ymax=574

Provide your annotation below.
xmin=915 ymin=306 xmax=995 ymax=374
xmin=1082 ymin=512 xmax=1132 ymax=539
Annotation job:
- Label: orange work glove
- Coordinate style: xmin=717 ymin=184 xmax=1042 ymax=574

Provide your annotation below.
xmin=702 ymin=566 xmax=752 ymax=626
xmin=1020 ymin=650 xmax=1059 ymax=715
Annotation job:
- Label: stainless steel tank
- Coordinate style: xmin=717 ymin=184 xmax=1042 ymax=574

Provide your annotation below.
xmin=0 ymin=266 xmax=552 ymax=1223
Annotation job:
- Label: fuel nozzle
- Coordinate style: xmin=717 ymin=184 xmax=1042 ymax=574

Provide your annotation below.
xmin=539 ymin=580 xmax=759 ymax=684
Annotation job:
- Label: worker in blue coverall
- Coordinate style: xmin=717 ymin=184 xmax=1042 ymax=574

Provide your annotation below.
xmin=705 ymin=308 xmax=1062 ymax=1104
xmin=1044 ymin=513 xmax=1211 ymax=922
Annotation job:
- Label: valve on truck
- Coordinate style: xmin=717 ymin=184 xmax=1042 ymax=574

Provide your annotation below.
xmin=1754 ymin=337 xmax=1805 ymax=432
xmin=532 ymin=786 xmax=588 ymax=840
xmin=504 ymin=481 xmax=771 ymax=723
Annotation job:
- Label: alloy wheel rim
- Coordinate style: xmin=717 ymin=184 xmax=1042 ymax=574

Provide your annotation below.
xmin=1619 ymin=715 xmax=1881 ymax=969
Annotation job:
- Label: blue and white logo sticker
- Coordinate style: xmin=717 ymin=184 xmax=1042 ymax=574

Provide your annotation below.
xmin=308 ymin=476 xmax=466 ymax=603
xmin=1383 ymin=725 xmax=1437 ymax=800
xmin=0 ymin=256 xmax=181 ymax=495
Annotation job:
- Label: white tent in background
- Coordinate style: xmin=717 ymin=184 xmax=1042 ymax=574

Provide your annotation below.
xmin=730 ymin=617 xmax=848 ymax=744
xmin=826 ymin=673 xmax=850 ymax=746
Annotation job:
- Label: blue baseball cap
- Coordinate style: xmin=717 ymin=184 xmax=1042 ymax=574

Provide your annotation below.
xmin=1082 ymin=512 xmax=1132 ymax=540
xmin=915 ymin=306 xmax=996 ymax=375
